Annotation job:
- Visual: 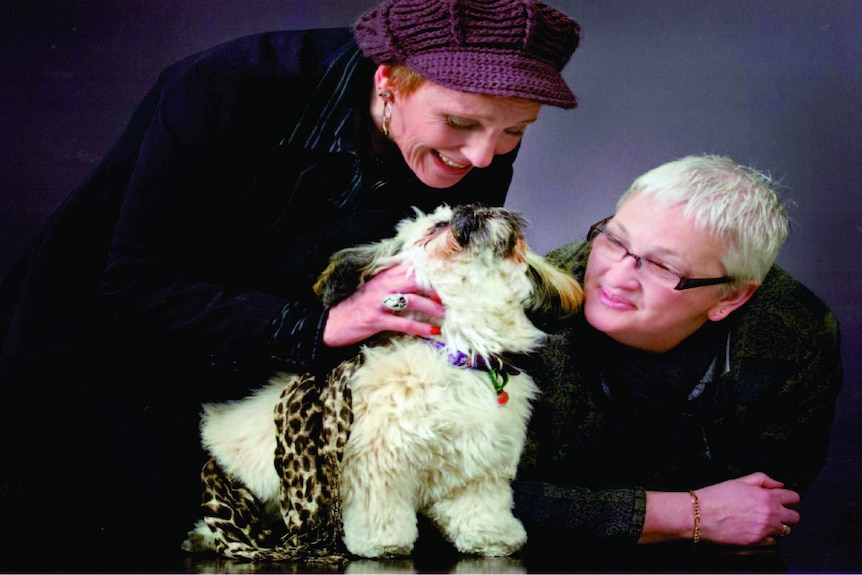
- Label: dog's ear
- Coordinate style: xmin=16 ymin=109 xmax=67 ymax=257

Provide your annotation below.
xmin=313 ymin=237 xmax=405 ymax=306
xmin=523 ymin=249 xmax=584 ymax=330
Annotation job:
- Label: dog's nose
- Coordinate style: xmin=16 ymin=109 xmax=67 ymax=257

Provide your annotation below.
xmin=450 ymin=205 xmax=528 ymax=257
xmin=451 ymin=208 xmax=487 ymax=247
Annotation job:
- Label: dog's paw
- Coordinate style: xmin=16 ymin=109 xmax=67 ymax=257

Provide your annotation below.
xmin=344 ymin=538 xmax=415 ymax=559
xmin=451 ymin=515 xmax=527 ymax=557
xmin=343 ymin=521 xmax=417 ymax=558
xmin=181 ymin=520 xmax=216 ymax=553
xmin=343 ymin=501 xmax=419 ymax=558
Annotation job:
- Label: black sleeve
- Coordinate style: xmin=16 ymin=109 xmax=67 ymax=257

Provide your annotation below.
xmin=722 ymin=273 xmax=843 ymax=494
xmin=514 ymin=480 xmax=646 ymax=544
xmin=99 ymin=33 xmax=337 ymax=378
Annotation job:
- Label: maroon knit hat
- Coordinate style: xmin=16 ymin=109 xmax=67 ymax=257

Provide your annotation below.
xmin=353 ymin=0 xmax=581 ymax=108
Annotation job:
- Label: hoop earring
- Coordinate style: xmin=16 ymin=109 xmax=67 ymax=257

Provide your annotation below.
xmin=380 ymin=91 xmax=393 ymax=137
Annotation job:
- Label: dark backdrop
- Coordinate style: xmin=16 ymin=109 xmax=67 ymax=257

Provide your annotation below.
xmin=1 ymin=1 xmax=860 ymax=571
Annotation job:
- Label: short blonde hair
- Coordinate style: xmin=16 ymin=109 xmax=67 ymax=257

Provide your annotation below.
xmin=619 ymin=155 xmax=790 ymax=284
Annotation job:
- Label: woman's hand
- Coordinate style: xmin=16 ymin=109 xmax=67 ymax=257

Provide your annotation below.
xmin=697 ymin=472 xmax=801 ymax=546
xmin=322 ymin=263 xmax=446 ymax=348
xmin=641 ymin=472 xmax=800 ymax=545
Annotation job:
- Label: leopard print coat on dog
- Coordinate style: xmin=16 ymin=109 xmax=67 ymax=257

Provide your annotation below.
xmin=185 ymin=358 xmax=360 ymax=562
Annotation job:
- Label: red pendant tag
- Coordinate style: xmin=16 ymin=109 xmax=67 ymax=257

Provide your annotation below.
xmin=497 ymin=390 xmax=509 ymax=405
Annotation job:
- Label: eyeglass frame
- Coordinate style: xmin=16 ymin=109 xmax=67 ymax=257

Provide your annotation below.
xmin=587 ymin=217 xmax=734 ymax=291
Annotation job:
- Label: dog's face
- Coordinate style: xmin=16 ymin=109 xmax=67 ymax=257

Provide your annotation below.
xmin=314 ymin=204 xmax=583 ymax=356
xmin=396 ymin=204 xmax=529 ymax=265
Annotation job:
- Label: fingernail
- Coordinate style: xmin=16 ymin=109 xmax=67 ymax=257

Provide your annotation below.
xmin=430 ymin=326 xmax=441 ymax=335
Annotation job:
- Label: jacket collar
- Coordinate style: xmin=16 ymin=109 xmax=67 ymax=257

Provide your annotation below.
xmin=282 ymin=41 xmax=366 ymax=153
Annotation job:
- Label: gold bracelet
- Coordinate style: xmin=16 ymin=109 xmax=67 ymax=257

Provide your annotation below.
xmin=689 ymin=490 xmax=701 ymax=543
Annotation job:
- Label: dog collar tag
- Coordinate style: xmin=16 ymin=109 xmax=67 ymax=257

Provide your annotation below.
xmin=488 ymin=370 xmax=510 ymax=405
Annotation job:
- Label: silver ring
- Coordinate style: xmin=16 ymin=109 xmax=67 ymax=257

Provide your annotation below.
xmin=382 ymin=294 xmax=409 ymax=311
xmin=780 ymin=524 xmax=791 ymax=537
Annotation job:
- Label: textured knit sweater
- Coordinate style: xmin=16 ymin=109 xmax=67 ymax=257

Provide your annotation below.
xmin=513 ymin=240 xmax=843 ymax=544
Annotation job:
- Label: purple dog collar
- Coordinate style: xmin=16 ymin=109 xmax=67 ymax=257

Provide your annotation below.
xmin=428 ymin=340 xmax=519 ymax=404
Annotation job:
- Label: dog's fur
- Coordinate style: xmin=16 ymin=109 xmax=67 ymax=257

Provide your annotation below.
xmin=186 ymin=204 xmax=583 ymax=558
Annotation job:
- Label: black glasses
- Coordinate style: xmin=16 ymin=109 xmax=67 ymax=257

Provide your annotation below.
xmin=587 ymin=217 xmax=734 ymax=291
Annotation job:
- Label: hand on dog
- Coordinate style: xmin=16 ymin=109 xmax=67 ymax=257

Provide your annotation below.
xmin=322 ymin=263 xmax=445 ymax=348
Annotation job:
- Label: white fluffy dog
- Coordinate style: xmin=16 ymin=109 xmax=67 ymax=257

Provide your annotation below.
xmin=185 ymin=204 xmax=582 ymax=560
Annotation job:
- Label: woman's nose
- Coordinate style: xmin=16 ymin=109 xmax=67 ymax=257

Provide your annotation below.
xmin=462 ymin=134 xmax=497 ymax=168
xmin=602 ymin=254 xmax=642 ymax=288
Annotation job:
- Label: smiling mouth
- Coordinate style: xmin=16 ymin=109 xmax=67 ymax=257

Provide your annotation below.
xmin=436 ymin=151 xmax=468 ymax=170
xmin=600 ymin=288 xmax=635 ymax=309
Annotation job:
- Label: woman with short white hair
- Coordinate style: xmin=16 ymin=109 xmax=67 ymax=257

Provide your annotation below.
xmin=516 ymin=154 xmax=842 ymax=551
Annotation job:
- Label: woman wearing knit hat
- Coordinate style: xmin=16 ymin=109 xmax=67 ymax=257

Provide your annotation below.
xmin=0 ymin=0 xmax=580 ymax=570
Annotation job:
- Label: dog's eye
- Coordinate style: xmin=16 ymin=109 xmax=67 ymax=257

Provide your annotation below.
xmin=430 ymin=221 xmax=449 ymax=233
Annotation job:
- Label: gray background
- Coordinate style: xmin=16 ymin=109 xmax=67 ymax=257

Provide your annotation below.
xmin=1 ymin=1 xmax=860 ymax=567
